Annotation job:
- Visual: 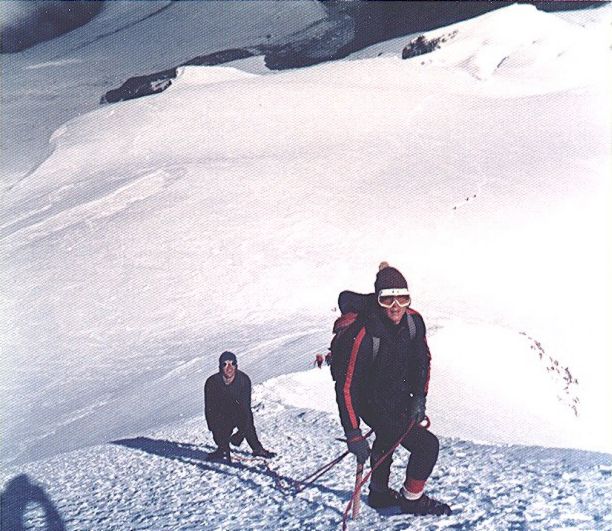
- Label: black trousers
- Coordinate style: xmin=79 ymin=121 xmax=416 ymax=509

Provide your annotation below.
xmin=364 ymin=415 xmax=439 ymax=490
xmin=211 ymin=403 xmax=262 ymax=452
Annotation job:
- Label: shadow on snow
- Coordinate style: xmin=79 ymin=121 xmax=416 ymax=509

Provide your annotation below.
xmin=0 ymin=474 xmax=66 ymax=531
xmin=111 ymin=436 xmax=352 ymax=516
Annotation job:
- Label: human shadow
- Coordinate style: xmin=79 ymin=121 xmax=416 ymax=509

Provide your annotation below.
xmin=112 ymin=436 xmax=350 ymax=515
xmin=0 ymin=474 xmax=66 ymax=531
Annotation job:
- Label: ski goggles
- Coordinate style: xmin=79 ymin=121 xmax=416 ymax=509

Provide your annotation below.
xmin=221 ymin=360 xmax=237 ymax=368
xmin=377 ymin=288 xmax=411 ymax=308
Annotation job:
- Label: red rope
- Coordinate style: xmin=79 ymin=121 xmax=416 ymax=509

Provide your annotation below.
xmin=233 ymin=429 xmax=375 ymax=495
xmin=341 ymin=420 xmax=417 ymax=531
xmin=293 ymin=451 xmax=349 ymax=493
xmin=292 ymin=429 xmax=374 ymax=493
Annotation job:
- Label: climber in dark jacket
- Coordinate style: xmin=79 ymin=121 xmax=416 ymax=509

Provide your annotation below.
xmin=204 ymin=351 xmax=276 ymax=462
xmin=333 ymin=262 xmax=451 ymax=516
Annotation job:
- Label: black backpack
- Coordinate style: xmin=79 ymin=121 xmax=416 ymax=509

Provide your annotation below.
xmin=328 ymin=311 xmax=416 ymax=381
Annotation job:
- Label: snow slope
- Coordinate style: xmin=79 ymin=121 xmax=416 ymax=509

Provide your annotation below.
xmin=1 ymin=2 xmax=611 ymax=473
xmin=0 ymin=0 xmax=328 ymax=182
xmin=1 ymin=368 xmax=610 ymax=530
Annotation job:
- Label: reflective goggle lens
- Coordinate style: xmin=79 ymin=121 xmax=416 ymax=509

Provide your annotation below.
xmin=377 ymin=294 xmax=411 ymax=308
xmin=222 ymin=360 xmax=236 ymax=367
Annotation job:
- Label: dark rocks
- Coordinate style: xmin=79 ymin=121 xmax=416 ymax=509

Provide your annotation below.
xmin=101 ymin=68 xmax=177 ymax=104
xmin=100 ymin=48 xmax=261 ymax=104
xmin=100 ymin=0 xmax=606 ymax=104
xmin=182 ymin=48 xmax=259 ymax=67
xmin=402 ymin=31 xmax=458 ymax=60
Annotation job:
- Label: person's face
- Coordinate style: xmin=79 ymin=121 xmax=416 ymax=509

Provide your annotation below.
xmin=384 ymin=302 xmax=407 ymax=325
xmin=378 ymin=292 xmax=410 ymax=325
xmin=222 ymin=360 xmax=236 ymax=379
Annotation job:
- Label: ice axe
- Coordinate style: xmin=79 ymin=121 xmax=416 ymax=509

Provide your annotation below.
xmin=342 ymin=418 xmax=422 ymax=530
xmin=352 ymin=462 xmax=364 ymax=519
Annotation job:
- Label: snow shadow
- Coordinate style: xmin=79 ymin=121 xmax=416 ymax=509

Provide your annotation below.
xmin=112 ymin=436 xmax=348 ymax=513
xmin=0 ymin=474 xmax=66 ymax=531
xmin=112 ymin=436 xmax=212 ymax=463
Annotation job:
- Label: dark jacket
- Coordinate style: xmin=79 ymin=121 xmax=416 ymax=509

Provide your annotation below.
xmin=334 ymin=291 xmax=431 ymax=434
xmin=204 ymin=370 xmax=252 ymax=432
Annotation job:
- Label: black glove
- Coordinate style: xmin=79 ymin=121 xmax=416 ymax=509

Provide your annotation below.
xmin=230 ymin=431 xmax=245 ymax=447
xmin=407 ymin=395 xmax=426 ymax=425
xmin=345 ymin=428 xmax=370 ymax=464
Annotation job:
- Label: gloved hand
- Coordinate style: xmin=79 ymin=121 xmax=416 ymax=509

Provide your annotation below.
xmin=230 ymin=431 xmax=245 ymax=447
xmin=345 ymin=428 xmax=370 ymax=464
xmin=407 ymin=395 xmax=427 ymax=425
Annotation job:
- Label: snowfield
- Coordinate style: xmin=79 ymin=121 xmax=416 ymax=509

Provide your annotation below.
xmin=1 ymin=367 xmax=611 ymax=530
xmin=1 ymin=3 xmax=611 ymax=529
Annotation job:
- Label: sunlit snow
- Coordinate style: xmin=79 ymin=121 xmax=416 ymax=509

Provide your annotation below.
xmin=1 ymin=3 xmax=611 ymax=529
xmin=1 ymin=367 xmax=610 ymax=530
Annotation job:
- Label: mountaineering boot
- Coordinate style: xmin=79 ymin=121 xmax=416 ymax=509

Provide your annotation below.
xmin=400 ymin=493 xmax=452 ymax=516
xmin=206 ymin=447 xmax=231 ymax=463
xmin=252 ymin=447 xmax=277 ymax=458
xmin=368 ymin=487 xmax=402 ymax=509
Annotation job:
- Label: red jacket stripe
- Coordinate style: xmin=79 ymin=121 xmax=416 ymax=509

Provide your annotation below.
xmin=343 ymin=326 xmax=366 ymax=430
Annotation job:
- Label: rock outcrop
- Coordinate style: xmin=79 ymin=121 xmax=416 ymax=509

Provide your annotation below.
xmin=100 ymin=1 xmax=603 ymax=104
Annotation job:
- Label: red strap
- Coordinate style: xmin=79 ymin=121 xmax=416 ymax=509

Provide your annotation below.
xmin=333 ymin=312 xmax=358 ymax=334
xmin=343 ymin=327 xmax=365 ymax=430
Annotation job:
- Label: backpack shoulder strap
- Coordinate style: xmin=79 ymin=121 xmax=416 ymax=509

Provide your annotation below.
xmin=406 ymin=312 xmax=417 ymax=340
xmin=372 ymin=336 xmax=380 ymax=361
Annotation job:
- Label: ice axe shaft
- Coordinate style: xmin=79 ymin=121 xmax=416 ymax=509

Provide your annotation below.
xmin=352 ymin=462 xmax=364 ymax=519
xmin=342 ymin=420 xmax=418 ymax=530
